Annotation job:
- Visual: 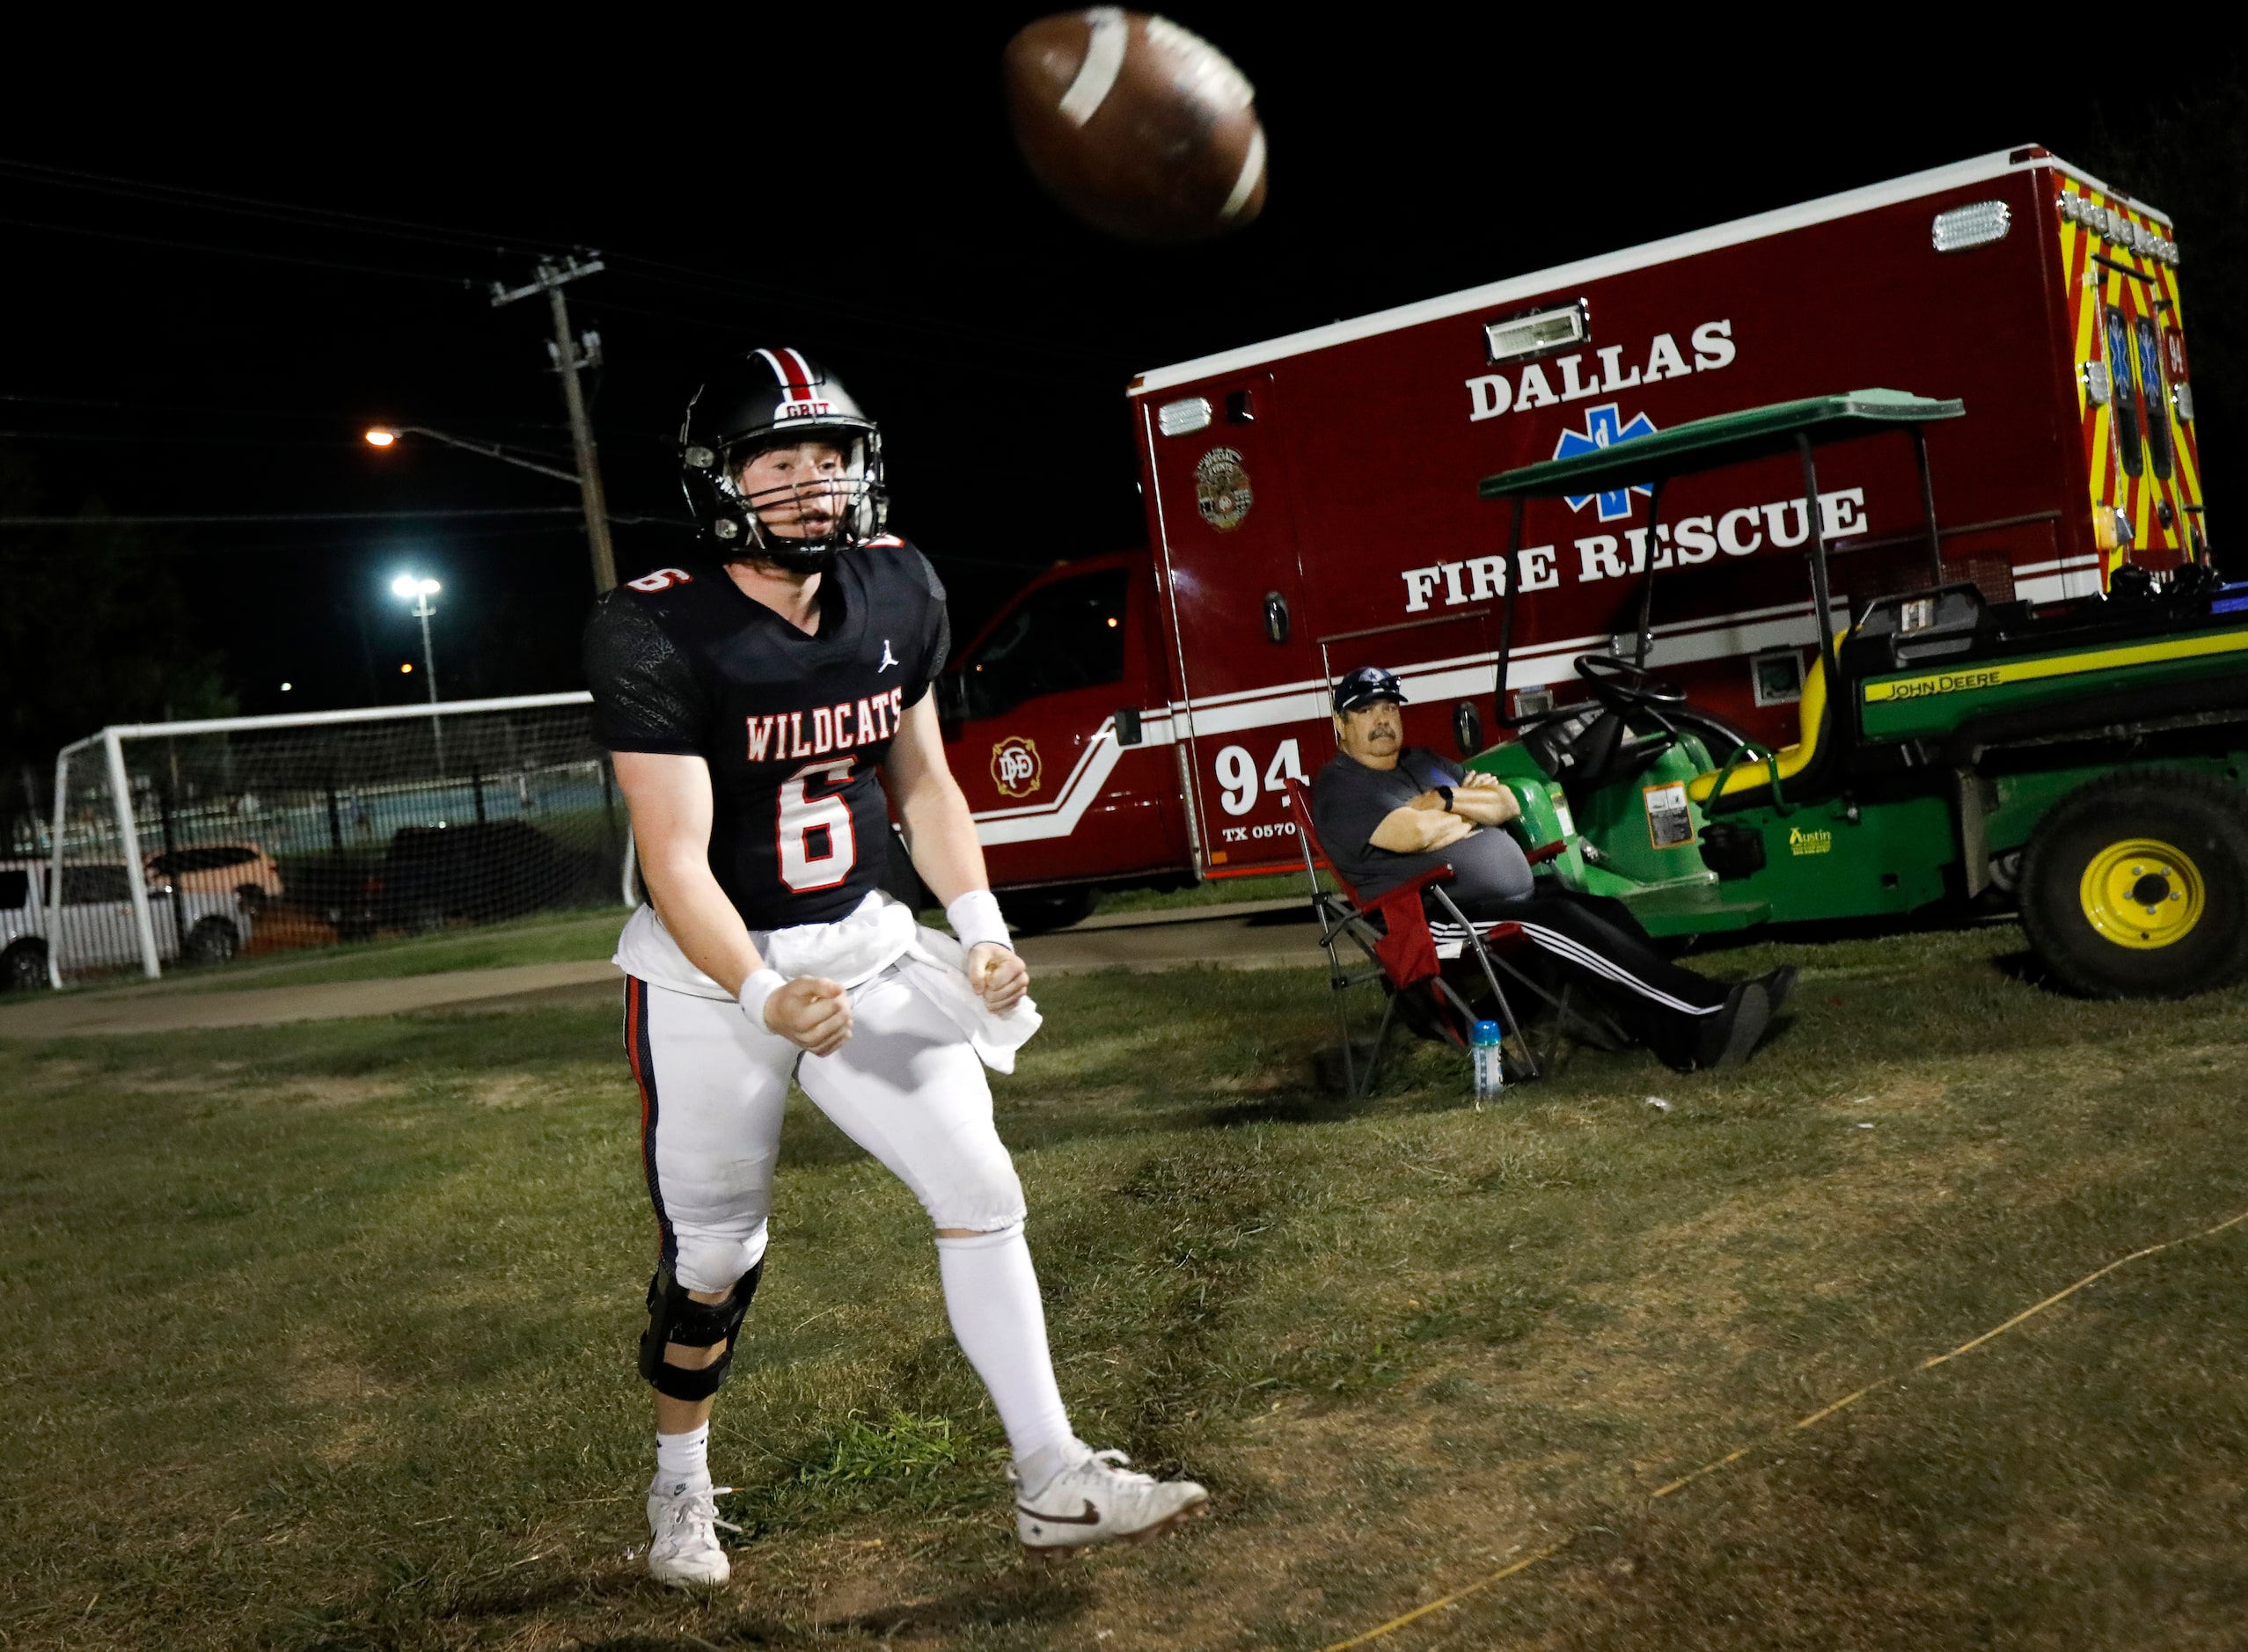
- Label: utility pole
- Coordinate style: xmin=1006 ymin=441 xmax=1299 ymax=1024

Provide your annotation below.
xmin=491 ymin=253 xmax=617 ymax=593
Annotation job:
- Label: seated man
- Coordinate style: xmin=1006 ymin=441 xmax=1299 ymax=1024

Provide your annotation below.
xmin=1311 ymin=666 xmax=1790 ymax=1071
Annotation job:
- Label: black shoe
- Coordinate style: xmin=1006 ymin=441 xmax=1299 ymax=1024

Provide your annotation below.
xmin=1695 ymin=979 xmax=1772 ymax=1071
xmin=1759 ymin=965 xmax=1798 ymax=1018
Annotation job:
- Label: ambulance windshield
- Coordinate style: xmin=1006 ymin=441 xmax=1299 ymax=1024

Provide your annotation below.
xmin=959 ymin=567 xmax=1130 ymax=720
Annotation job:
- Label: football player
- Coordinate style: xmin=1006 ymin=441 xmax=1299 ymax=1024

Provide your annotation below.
xmin=583 ymin=347 xmax=1206 ymax=1588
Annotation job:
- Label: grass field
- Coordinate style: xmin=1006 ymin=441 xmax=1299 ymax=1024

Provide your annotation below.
xmin=5 ymin=924 xmax=2247 ymax=1649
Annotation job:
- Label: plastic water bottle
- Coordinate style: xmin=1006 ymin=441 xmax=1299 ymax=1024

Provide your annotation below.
xmin=1471 ymin=1019 xmax=1505 ymax=1104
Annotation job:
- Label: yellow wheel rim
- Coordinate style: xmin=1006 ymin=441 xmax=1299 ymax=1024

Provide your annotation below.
xmin=2078 ymin=837 xmax=2205 ymax=949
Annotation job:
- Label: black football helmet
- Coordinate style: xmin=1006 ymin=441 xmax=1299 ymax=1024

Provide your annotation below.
xmin=679 ymin=347 xmax=887 ymax=571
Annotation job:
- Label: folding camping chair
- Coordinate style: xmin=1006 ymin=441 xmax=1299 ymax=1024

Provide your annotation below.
xmin=1283 ymin=779 xmax=1624 ymax=1099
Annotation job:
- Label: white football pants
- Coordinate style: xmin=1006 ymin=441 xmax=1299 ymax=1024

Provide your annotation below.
xmin=624 ymin=968 xmax=1029 ymax=1294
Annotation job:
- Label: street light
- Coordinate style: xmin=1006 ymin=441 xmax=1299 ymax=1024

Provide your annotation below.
xmin=391 ymin=574 xmax=446 ymax=774
xmin=364 ymin=423 xmax=577 ymax=483
xmin=362 ymin=407 xmax=612 ymax=593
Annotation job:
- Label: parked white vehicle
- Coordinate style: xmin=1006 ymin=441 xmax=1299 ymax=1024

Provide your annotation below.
xmin=0 ymin=859 xmax=253 ymax=990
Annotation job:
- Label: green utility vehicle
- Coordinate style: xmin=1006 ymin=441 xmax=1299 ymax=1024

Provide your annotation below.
xmin=1471 ymin=391 xmax=2248 ymax=998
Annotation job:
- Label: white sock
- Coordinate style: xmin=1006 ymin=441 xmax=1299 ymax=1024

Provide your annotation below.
xmin=935 ymin=1224 xmax=1078 ymax=1481
xmin=655 ymin=1423 xmax=710 ymax=1494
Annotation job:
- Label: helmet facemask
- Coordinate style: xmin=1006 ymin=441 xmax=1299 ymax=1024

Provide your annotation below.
xmin=708 ymin=428 xmax=883 ymax=572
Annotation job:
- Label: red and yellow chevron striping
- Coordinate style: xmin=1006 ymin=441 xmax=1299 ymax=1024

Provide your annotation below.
xmin=2054 ymin=177 xmax=2202 ymax=581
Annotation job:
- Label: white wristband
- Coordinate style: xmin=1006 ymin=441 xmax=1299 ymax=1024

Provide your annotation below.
xmin=946 ymin=889 xmax=1011 ymax=954
xmin=736 ymin=968 xmax=787 ymax=1032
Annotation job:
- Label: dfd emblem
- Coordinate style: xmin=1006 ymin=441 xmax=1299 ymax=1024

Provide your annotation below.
xmin=991 ymin=736 xmax=1042 ymax=799
xmin=1194 ymin=447 xmax=1253 ymax=531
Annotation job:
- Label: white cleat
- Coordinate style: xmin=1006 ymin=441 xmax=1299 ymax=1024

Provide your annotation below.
xmin=1014 ymin=1447 xmax=1208 ymax=1553
xmin=645 ymin=1476 xmax=738 ymax=1588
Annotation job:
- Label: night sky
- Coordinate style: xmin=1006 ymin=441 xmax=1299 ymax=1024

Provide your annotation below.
xmin=3 ymin=18 xmax=2239 ymax=757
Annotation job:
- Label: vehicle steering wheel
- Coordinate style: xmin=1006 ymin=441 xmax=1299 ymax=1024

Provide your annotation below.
xmin=1574 ymin=653 xmax=1689 ymax=716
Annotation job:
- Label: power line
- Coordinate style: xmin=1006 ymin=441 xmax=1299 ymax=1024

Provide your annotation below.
xmin=0 ymin=160 xmax=1108 ymax=363
xmin=599 ymin=252 xmax=1113 ymax=364
xmin=0 ymin=390 xmax=578 ymax=432
xmin=579 ymin=291 xmax=1117 ymax=389
xmin=0 ymin=506 xmax=585 ymax=526
xmin=0 ymin=518 xmax=602 ymax=559
xmin=0 ymin=210 xmax=473 ymax=287
xmin=0 ymin=157 xmax=548 ymax=257
xmin=0 ymin=392 xmax=669 ymax=450
xmin=0 ymin=517 xmax=1050 ymax=574
xmin=0 ymin=429 xmax=384 ymax=450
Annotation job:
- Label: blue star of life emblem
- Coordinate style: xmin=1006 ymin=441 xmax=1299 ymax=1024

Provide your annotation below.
xmin=1554 ymin=403 xmax=1658 ymax=522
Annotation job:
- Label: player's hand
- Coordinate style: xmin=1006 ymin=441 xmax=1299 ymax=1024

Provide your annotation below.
xmin=765 ymin=976 xmax=853 ymax=1056
xmin=967 ymin=942 xmax=1029 ymax=1014
xmin=1460 ymin=771 xmax=1503 ymax=792
xmin=1409 ymin=788 xmax=1449 ymax=812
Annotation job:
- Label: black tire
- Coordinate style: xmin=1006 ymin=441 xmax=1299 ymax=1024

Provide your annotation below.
xmin=2019 ymin=768 xmax=2248 ymax=998
xmin=2 ymin=939 xmax=49 ymax=991
xmin=184 ymin=917 xmax=240 ymax=967
xmin=997 ymin=886 xmax=1099 ymax=935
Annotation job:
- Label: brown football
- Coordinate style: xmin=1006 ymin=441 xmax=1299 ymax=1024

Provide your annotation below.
xmin=1003 ymin=9 xmax=1267 ymax=242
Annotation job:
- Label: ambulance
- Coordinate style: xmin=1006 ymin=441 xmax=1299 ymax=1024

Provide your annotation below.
xmin=933 ymin=147 xmax=2205 ymax=921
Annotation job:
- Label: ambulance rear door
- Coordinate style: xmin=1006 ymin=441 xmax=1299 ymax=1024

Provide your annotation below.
xmin=1141 ymin=373 xmax=1326 ymax=877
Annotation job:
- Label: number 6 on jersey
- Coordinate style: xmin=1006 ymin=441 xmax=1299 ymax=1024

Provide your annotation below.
xmin=777 ymin=757 xmax=858 ymax=891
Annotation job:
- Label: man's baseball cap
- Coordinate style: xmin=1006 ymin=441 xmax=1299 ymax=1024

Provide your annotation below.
xmin=1334 ymin=666 xmax=1408 ymax=714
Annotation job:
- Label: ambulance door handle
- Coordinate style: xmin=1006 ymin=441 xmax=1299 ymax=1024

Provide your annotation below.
xmin=1454 ymin=699 xmax=1485 ymax=758
xmin=1114 ymin=708 xmax=1144 ymax=746
xmin=1263 ymin=591 xmax=1291 ymax=644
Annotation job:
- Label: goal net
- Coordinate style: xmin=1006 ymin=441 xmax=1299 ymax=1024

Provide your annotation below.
xmin=33 ymin=692 xmax=633 ymax=985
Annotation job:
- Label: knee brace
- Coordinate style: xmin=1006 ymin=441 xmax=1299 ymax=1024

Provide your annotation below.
xmin=638 ymin=1259 xmax=762 ymax=1402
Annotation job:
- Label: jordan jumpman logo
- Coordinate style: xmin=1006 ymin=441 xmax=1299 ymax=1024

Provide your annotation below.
xmin=878 ymin=639 xmax=898 ymax=672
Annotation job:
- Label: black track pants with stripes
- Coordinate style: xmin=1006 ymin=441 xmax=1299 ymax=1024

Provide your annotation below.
xmin=1449 ymin=891 xmax=1732 ymax=1068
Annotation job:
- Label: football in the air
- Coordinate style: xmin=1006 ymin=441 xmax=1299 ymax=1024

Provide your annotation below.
xmin=1003 ymin=8 xmax=1268 ymax=242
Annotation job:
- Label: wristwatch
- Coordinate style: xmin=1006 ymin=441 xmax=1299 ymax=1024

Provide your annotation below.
xmin=1436 ymin=785 xmax=1455 ymax=812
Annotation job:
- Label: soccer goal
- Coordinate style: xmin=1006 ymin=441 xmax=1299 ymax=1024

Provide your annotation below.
xmin=31 ymin=692 xmax=633 ymax=985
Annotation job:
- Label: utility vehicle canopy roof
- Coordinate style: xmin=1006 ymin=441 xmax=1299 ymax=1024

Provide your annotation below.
xmin=1478 ymin=389 xmax=1963 ymax=501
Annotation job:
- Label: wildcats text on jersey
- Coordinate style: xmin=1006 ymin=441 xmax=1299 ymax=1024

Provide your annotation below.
xmin=583 ymin=536 xmax=950 ymax=931
xmin=746 ymin=689 xmax=908 ymax=762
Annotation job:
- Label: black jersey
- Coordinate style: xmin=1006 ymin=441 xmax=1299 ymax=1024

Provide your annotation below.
xmin=583 ymin=537 xmax=949 ymax=930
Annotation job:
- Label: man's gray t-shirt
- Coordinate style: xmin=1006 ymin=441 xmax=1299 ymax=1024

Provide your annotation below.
xmin=1311 ymin=749 xmax=1534 ymax=905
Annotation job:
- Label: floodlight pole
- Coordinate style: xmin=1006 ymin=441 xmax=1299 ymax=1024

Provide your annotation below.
xmin=491 ymin=254 xmax=617 ymax=594
xmin=410 ymin=588 xmax=447 ymax=776
xmin=412 ymin=592 xmax=440 ymax=705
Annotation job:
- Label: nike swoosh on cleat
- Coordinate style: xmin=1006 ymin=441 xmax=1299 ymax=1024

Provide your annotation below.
xmin=1016 ymin=1500 xmax=1101 ymax=1525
